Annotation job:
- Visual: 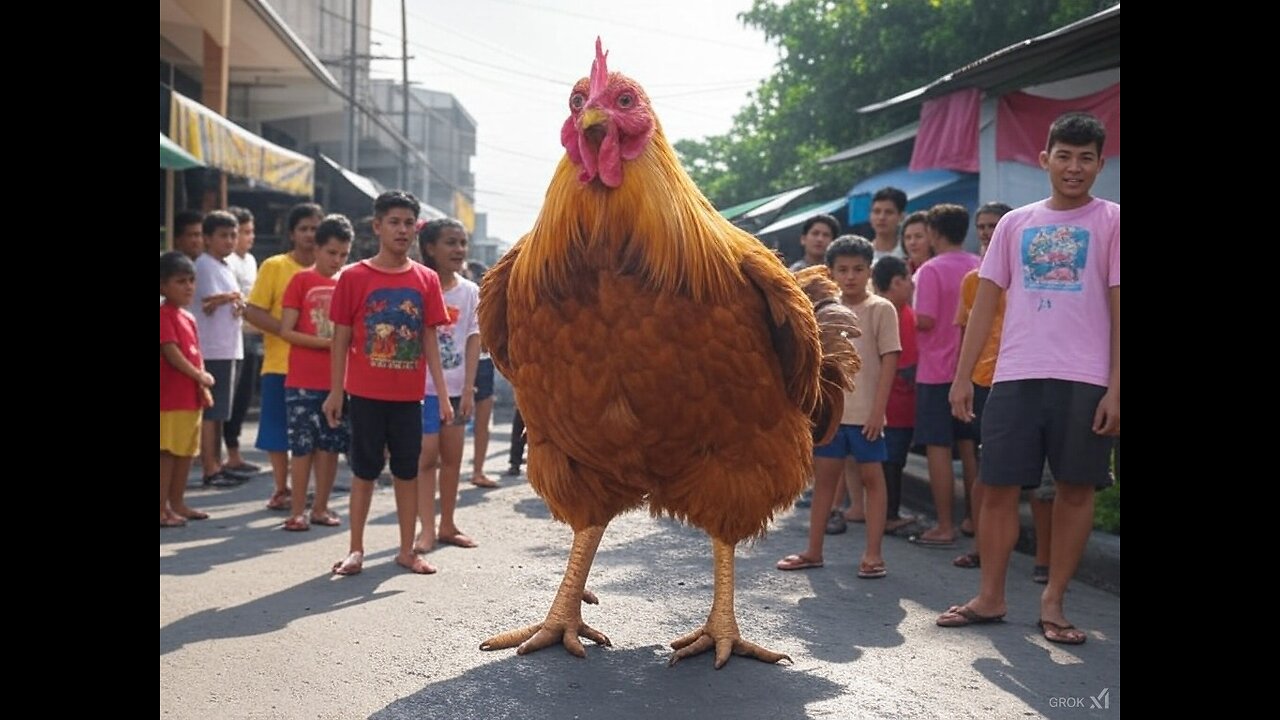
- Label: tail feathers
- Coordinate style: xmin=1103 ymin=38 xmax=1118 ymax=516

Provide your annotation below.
xmin=810 ymin=300 xmax=861 ymax=445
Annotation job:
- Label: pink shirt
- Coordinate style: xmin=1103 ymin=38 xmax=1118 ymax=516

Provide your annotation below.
xmin=913 ymin=250 xmax=980 ymax=383
xmin=981 ymin=198 xmax=1120 ymax=387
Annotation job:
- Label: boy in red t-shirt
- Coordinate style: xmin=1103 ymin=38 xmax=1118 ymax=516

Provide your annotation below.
xmin=279 ymin=215 xmax=354 ymax=532
xmin=160 ymin=252 xmax=215 ymax=527
xmin=323 ymin=192 xmax=452 ymax=576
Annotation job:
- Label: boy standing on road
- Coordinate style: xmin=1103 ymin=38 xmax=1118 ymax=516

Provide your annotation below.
xmin=937 ymin=113 xmax=1119 ymax=645
xmin=324 ymin=192 xmax=453 ymax=576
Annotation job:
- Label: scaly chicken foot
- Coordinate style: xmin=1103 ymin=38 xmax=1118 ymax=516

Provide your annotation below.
xmin=668 ymin=538 xmax=791 ymax=669
xmin=480 ymin=525 xmax=610 ymax=657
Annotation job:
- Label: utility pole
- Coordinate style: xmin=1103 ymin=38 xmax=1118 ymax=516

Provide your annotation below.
xmin=347 ymin=0 xmax=359 ymax=170
xmin=401 ymin=0 xmax=410 ymax=190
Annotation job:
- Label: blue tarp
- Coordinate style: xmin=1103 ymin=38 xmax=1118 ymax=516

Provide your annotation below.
xmin=846 ymin=166 xmax=978 ymax=227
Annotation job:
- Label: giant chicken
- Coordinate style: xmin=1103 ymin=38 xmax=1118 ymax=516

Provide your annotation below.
xmin=478 ymin=40 xmax=856 ymax=668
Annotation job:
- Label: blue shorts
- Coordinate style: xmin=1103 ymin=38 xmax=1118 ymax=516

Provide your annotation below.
xmin=255 ymin=373 xmax=289 ymax=452
xmin=474 ymin=358 xmax=495 ymax=401
xmin=285 ymin=387 xmax=350 ymax=456
xmin=422 ymin=395 xmax=464 ymax=434
xmin=814 ymin=424 xmax=888 ymax=463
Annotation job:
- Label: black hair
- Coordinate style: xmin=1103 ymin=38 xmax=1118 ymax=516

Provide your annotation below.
xmin=160 ymin=251 xmax=196 ymax=283
xmin=226 ymin=206 xmax=254 ymax=225
xmin=872 ymin=186 xmax=907 ymax=213
xmin=825 ymin=234 xmax=874 ymax=268
xmin=1046 ymin=112 xmax=1106 ymax=155
xmin=976 ymin=202 xmax=1013 ymax=219
xmin=872 ymin=254 xmax=908 ymax=293
xmin=801 ymin=214 xmax=840 ymax=238
xmin=417 ymin=218 xmax=467 ymax=270
xmin=286 ymin=203 xmax=324 ymax=234
xmin=899 ymin=210 xmax=930 ymax=256
xmin=927 ymin=204 xmax=969 ymax=246
xmin=202 ymin=209 xmax=238 ymax=236
xmin=316 ymin=214 xmax=355 ymax=247
xmin=373 ymin=190 xmax=421 ymax=219
xmin=175 ymin=209 xmax=204 ymax=233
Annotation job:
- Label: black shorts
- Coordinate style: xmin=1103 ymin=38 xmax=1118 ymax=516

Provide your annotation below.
xmin=980 ymin=379 xmax=1113 ymax=488
xmin=346 ymin=395 xmax=422 ymax=481
xmin=914 ymin=382 xmax=978 ymax=447
xmin=474 ymin=357 xmax=495 ymax=401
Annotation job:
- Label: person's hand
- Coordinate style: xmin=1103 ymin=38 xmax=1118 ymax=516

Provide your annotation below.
xmin=1092 ymin=390 xmax=1120 ymax=436
xmin=439 ymin=397 xmax=455 ymax=426
xmin=323 ymin=392 xmax=344 ymax=429
xmin=200 ymin=387 xmax=214 ymax=408
xmin=458 ymin=394 xmax=475 ymax=424
xmin=198 ymin=371 xmax=215 ymax=388
xmin=863 ymin=414 xmax=886 ymax=441
xmin=949 ymin=378 xmax=975 ymax=422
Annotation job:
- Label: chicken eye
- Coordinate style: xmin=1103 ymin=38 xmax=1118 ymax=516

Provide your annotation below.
xmin=570 ymin=93 xmax=586 ymax=111
xmin=617 ymin=93 xmax=634 ymax=109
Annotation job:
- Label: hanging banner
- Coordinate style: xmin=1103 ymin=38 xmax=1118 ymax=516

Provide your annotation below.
xmin=169 ymin=91 xmax=314 ymax=196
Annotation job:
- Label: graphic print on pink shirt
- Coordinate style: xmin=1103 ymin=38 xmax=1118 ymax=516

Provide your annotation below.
xmin=1022 ymin=225 xmax=1089 ymax=291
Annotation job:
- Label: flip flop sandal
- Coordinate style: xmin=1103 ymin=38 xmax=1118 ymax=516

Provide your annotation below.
xmin=776 ymin=554 xmax=824 ymax=571
xmin=857 ymin=562 xmax=888 ymax=579
xmin=1038 ymin=619 xmax=1087 ymax=645
xmin=937 ymin=605 xmax=1006 ymax=627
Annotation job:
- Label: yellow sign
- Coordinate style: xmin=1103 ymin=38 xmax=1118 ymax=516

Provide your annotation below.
xmin=169 ymin=92 xmax=314 ymax=196
xmin=453 ymin=191 xmax=475 ymax=233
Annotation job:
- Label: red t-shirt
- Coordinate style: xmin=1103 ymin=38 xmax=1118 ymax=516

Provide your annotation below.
xmin=328 ymin=259 xmax=449 ymax=401
xmin=885 ymin=302 xmax=917 ymax=428
xmin=283 ymin=269 xmax=339 ymax=391
xmin=160 ymin=303 xmax=203 ymax=411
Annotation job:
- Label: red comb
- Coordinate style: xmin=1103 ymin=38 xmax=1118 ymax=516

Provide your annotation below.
xmin=589 ymin=37 xmax=609 ymax=99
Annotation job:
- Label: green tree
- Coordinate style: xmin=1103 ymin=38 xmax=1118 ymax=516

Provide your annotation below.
xmin=677 ymin=0 xmax=1116 ymax=208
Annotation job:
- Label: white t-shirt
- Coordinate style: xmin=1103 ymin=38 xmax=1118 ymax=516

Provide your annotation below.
xmin=194 ymin=253 xmax=245 ymax=360
xmin=425 ymin=277 xmax=480 ymax=398
xmin=226 ymin=252 xmax=260 ymax=336
xmin=981 ymin=198 xmax=1120 ymax=387
xmin=225 ymin=251 xmax=258 ymax=296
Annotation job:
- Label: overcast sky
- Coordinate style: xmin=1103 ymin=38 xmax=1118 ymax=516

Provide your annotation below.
xmin=368 ymin=0 xmax=779 ymax=243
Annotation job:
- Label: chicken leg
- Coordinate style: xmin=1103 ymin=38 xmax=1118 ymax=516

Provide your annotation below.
xmin=669 ymin=538 xmax=791 ymax=669
xmin=480 ymin=524 xmax=611 ymax=657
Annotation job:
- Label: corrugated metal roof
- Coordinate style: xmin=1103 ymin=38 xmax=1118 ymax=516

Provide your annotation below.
xmin=859 ymin=4 xmax=1120 ymax=114
xmin=818 ymin=122 xmax=919 ymax=165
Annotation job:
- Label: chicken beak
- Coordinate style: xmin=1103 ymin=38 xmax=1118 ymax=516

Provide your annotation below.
xmin=580 ymin=107 xmax=608 ymax=131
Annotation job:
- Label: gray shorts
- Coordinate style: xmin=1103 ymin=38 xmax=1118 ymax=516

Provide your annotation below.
xmin=204 ymin=359 xmax=239 ymax=423
xmin=980 ymin=379 xmax=1112 ymax=488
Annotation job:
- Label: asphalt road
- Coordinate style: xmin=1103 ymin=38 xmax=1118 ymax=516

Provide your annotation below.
xmin=160 ymin=415 xmax=1120 ymax=719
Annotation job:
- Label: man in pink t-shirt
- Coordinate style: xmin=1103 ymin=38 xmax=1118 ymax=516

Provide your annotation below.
xmin=937 ymin=112 xmax=1120 ymax=646
xmin=909 ymin=204 xmax=981 ymax=547
xmin=322 ymin=191 xmax=452 ymax=577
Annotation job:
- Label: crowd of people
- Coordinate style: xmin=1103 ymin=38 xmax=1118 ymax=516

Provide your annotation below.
xmin=161 ymin=111 xmax=1118 ymax=646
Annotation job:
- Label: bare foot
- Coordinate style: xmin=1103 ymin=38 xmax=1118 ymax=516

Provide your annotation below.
xmin=396 ymin=553 xmax=438 ymax=574
xmin=437 ymin=531 xmax=478 ymax=549
xmin=471 ymin=473 xmax=499 ymax=488
xmin=331 ymin=552 xmax=364 ymax=576
xmin=160 ymin=512 xmax=187 ymax=528
xmin=173 ymin=506 xmax=210 ymax=521
xmin=413 ymin=532 xmax=436 ymax=555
